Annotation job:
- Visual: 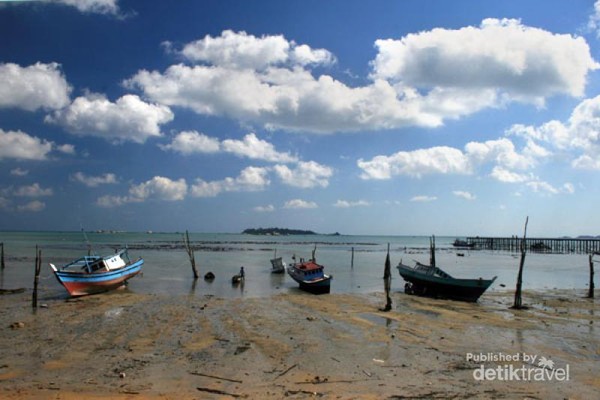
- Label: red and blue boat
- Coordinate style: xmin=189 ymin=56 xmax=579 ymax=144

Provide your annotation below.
xmin=50 ymin=249 xmax=143 ymax=296
xmin=287 ymin=257 xmax=332 ymax=294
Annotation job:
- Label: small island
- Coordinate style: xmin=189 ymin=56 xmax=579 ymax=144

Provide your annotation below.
xmin=242 ymin=227 xmax=317 ymax=236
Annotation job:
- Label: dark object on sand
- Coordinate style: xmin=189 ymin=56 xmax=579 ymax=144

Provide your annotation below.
xmin=204 ymin=271 xmax=215 ymax=281
xmin=50 ymin=248 xmax=143 ymax=296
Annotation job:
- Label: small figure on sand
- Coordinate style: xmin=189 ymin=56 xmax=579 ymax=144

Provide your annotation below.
xmin=232 ymin=266 xmax=245 ymax=285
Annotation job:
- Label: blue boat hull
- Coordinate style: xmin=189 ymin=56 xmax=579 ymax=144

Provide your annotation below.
xmin=54 ymin=259 xmax=143 ymax=296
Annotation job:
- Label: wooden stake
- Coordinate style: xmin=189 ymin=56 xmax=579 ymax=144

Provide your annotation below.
xmin=32 ymin=246 xmax=41 ymax=309
xmin=351 ymin=247 xmax=354 ymax=269
xmin=183 ymin=230 xmax=199 ymax=279
xmin=513 ymin=217 xmax=529 ymax=309
xmin=588 ymin=253 xmax=596 ymax=299
xmin=1 ymin=242 xmax=4 ymax=269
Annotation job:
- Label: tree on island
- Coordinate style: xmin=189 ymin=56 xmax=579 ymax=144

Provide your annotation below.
xmin=242 ymin=227 xmax=317 ymax=235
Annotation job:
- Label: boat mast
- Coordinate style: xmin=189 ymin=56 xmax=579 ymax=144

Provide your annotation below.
xmin=429 ymin=235 xmax=436 ymax=267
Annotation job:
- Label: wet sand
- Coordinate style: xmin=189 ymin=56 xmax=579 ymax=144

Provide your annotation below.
xmin=0 ymin=289 xmax=598 ymax=399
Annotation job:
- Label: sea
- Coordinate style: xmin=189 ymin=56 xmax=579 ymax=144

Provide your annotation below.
xmin=0 ymin=231 xmax=592 ymax=299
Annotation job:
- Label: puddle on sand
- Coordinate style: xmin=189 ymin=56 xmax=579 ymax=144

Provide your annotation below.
xmin=359 ymin=313 xmax=399 ymax=328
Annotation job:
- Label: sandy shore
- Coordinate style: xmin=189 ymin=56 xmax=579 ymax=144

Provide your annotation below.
xmin=0 ymin=288 xmax=598 ymax=399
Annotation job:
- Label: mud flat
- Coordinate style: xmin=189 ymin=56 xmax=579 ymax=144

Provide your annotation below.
xmin=0 ymin=289 xmax=597 ymax=399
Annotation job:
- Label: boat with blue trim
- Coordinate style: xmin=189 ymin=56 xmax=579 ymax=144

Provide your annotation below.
xmin=287 ymin=257 xmax=331 ymax=294
xmin=49 ymin=248 xmax=143 ymax=296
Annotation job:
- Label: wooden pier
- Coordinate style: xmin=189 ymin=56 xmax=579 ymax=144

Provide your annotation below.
xmin=464 ymin=237 xmax=600 ymax=254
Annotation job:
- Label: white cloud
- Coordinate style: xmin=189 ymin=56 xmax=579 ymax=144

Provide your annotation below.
xmin=160 ymin=130 xmax=221 ymax=154
xmin=526 ymin=180 xmax=559 ymax=195
xmin=489 ymin=167 xmax=530 ymax=183
xmin=452 ymin=191 xmax=476 ymax=201
xmin=254 ymin=204 xmax=275 ymax=213
xmin=372 ymin=18 xmax=598 ymax=105
xmin=127 ymin=22 xmax=597 ymax=134
xmin=0 ymin=130 xmax=53 ymax=161
xmin=358 ymin=146 xmax=471 ymax=179
xmin=588 ymin=1 xmax=600 ymax=37
xmin=222 ymin=133 xmax=298 ymax=163
xmin=47 ymin=0 xmax=121 ymax=15
xmin=273 ymin=161 xmax=333 ymax=188
xmin=333 ymin=199 xmax=371 ymax=208
xmin=97 ymin=176 xmax=187 ymax=207
xmin=179 ymin=30 xmax=335 ymax=69
xmin=283 ymin=199 xmax=318 ymax=209
xmin=71 ymin=172 xmax=118 ymax=187
xmin=129 ymin=176 xmax=187 ymax=201
xmin=162 ymin=131 xmax=297 ymax=163
xmin=190 ymin=166 xmax=270 ymax=198
xmin=46 ymin=93 xmax=173 ymax=143
xmin=410 ymin=195 xmax=437 ymax=202
xmin=0 ymin=62 xmax=71 ymax=111
xmin=509 ymin=95 xmax=600 ymax=170
xmin=13 ymin=183 xmax=53 ymax=197
xmin=17 ymin=200 xmax=45 ymax=213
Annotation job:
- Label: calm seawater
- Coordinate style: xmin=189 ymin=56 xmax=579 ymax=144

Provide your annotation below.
xmin=0 ymin=231 xmax=592 ymax=299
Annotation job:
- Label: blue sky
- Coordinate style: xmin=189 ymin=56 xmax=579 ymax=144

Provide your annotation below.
xmin=1 ymin=0 xmax=600 ymax=236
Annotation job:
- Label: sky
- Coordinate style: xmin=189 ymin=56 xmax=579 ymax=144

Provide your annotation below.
xmin=1 ymin=0 xmax=600 ymax=236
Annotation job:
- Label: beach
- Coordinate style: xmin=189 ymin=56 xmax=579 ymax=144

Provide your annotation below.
xmin=1 ymin=288 xmax=598 ymax=399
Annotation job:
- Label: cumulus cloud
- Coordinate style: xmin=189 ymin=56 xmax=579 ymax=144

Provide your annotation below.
xmin=273 ymin=161 xmax=333 ymax=188
xmin=283 ymin=199 xmax=318 ymax=209
xmin=222 ymin=133 xmax=298 ymax=163
xmin=358 ymin=146 xmax=471 ymax=179
xmin=71 ymin=172 xmax=118 ymax=187
xmin=357 ymin=131 xmax=573 ymax=196
xmin=372 ymin=18 xmax=598 ymax=105
xmin=179 ymin=30 xmax=335 ymax=69
xmin=46 ymin=93 xmax=174 ymax=143
xmin=127 ymin=23 xmax=597 ymax=134
xmin=0 ymin=129 xmax=53 ymax=161
xmin=160 ymin=130 xmax=221 ymax=154
xmin=509 ymin=95 xmax=600 ymax=170
xmin=0 ymin=63 xmax=71 ymax=111
xmin=190 ymin=166 xmax=270 ymax=198
xmin=97 ymin=176 xmax=187 ymax=207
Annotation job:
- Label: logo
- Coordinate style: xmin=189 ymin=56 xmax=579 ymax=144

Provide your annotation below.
xmin=466 ymin=352 xmax=570 ymax=382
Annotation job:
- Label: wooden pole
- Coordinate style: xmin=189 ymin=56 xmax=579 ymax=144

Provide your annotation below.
xmin=429 ymin=236 xmax=436 ymax=267
xmin=381 ymin=243 xmax=392 ymax=312
xmin=1 ymin=242 xmax=4 ymax=269
xmin=32 ymin=246 xmax=41 ymax=309
xmin=513 ymin=217 xmax=529 ymax=309
xmin=183 ymin=230 xmax=199 ymax=279
xmin=351 ymin=247 xmax=354 ymax=269
xmin=588 ymin=253 xmax=596 ymax=299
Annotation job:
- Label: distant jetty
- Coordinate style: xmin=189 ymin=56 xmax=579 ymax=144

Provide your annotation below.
xmin=242 ymin=227 xmax=317 ymax=236
xmin=465 ymin=236 xmax=600 ymax=254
